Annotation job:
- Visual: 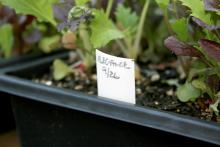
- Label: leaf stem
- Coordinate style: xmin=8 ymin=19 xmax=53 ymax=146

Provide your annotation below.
xmin=79 ymin=24 xmax=94 ymax=69
xmin=172 ymin=0 xmax=179 ymax=19
xmin=132 ymin=0 xmax=149 ymax=59
xmin=50 ymin=20 xmax=57 ymax=27
xmin=116 ymin=40 xmax=129 ymax=57
xmin=163 ymin=9 xmax=173 ymax=35
xmin=106 ymin=0 xmax=113 ymax=18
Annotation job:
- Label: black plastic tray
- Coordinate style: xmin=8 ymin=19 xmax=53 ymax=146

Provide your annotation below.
xmin=0 ymin=49 xmax=66 ymax=72
xmin=0 ymin=52 xmax=219 ymax=146
xmin=0 ymin=92 xmax=16 ymax=133
xmin=0 ymin=49 xmax=69 ymax=133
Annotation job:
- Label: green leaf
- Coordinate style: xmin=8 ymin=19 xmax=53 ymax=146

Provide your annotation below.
xmin=162 ymin=79 xmax=179 ymax=86
xmin=90 ymin=10 xmax=124 ymax=48
xmin=210 ymin=98 xmax=220 ymax=115
xmin=210 ymin=103 xmax=219 ymax=115
xmin=216 ymin=91 xmax=220 ymax=97
xmin=0 ymin=24 xmax=14 ymax=58
xmin=192 ymin=79 xmax=215 ymax=98
xmin=177 ymin=82 xmax=201 ymax=102
xmin=179 ymin=0 xmax=212 ymax=25
xmin=0 ymin=0 xmax=58 ymax=25
xmin=53 ymin=59 xmax=72 ymax=81
xmin=171 ymin=18 xmax=188 ymax=41
xmin=155 ymin=0 xmax=169 ymax=10
xmin=192 ymin=79 xmax=208 ymax=92
xmin=75 ymin=0 xmax=90 ymax=6
xmin=115 ymin=4 xmax=139 ymax=30
xmin=39 ymin=35 xmax=61 ymax=53
xmin=191 ymin=60 xmax=207 ymax=69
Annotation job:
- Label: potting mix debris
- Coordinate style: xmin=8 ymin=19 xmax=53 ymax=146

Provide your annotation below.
xmin=32 ymin=61 xmax=219 ymax=123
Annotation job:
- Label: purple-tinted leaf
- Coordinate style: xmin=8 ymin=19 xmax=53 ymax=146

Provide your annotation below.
xmin=164 ymin=36 xmax=203 ymax=57
xmin=57 ymin=21 xmax=68 ymax=31
xmin=57 ymin=6 xmax=93 ymax=32
xmin=53 ymin=0 xmax=74 ymax=22
xmin=192 ymin=17 xmax=220 ymax=31
xmin=204 ymin=0 xmax=220 ymax=11
xmin=69 ymin=21 xmax=79 ymax=32
xmin=0 ymin=6 xmax=37 ymax=56
xmin=53 ymin=0 xmax=74 ymax=32
xmin=23 ymin=28 xmax=42 ymax=44
xmin=0 ymin=6 xmax=35 ymax=27
xmin=0 ymin=6 xmax=15 ymax=26
xmin=199 ymin=39 xmax=220 ymax=61
xmin=207 ymin=75 xmax=219 ymax=93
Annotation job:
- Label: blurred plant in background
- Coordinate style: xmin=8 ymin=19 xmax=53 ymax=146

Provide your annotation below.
xmin=0 ymin=2 xmax=61 ymax=58
xmin=0 ymin=5 xmax=36 ymax=58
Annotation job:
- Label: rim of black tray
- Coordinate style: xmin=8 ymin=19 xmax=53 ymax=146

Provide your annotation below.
xmin=0 ymin=74 xmax=219 ymax=145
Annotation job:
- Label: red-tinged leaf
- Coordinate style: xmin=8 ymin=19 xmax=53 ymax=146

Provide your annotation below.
xmin=204 ymin=0 xmax=220 ymax=11
xmin=23 ymin=28 xmax=42 ymax=44
xmin=75 ymin=62 xmax=86 ymax=72
xmin=205 ymin=98 xmax=213 ymax=105
xmin=53 ymin=0 xmax=73 ymax=22
xmin=20 ymin=15 xmax=35 ymax=27
xmin=199 ymin=39 xmax=220 ymax=61
xmin=0 ymin=6 xmax=14 ymax=25
xmin=192 ymin=17 xmax=220 ymax=31
xmin=164 ymin=36 xmax=203 ymax=58
xmin=207 ymin=75 xmax=219 ymax=93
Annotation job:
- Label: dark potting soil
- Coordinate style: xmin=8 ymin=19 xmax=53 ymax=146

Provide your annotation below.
xmin=32 ymin=60 xmax=219 ymax=123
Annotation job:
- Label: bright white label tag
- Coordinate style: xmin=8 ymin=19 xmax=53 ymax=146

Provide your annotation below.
xmin=96 ymin=49 xmax=135 ymax=104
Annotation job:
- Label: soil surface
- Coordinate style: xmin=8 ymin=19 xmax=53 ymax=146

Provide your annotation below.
xmin=32 ymin=60 xmax=219 ymax=123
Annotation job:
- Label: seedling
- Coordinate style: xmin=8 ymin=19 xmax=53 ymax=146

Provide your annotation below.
xmin=0 ymin=3 xmax=60 ymax=58
xmin=158 ymin=0 xmax=220 ymax=115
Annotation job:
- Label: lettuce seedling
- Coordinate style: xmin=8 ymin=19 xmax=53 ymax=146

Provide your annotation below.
xmin=0 ymin=3 xmax=61 ymax=58
xmin=159 ymin=0 xmax=220 ymax=115
xmin=0 ymin=0 xmax=57 ymax=26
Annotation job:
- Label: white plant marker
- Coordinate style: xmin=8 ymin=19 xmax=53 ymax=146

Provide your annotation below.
xmin=96 ymin=49 xmax=135 ymax=104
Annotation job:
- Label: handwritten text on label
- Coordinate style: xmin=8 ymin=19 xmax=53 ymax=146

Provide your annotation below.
xmin=96 ymin=50 xmax=135 ymax=104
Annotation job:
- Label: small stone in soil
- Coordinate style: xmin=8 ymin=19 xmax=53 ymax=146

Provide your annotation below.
xmin=136 ymin=88 xmax=142 ymax=95
xmin=57 ymin=83 xmax=63 ymax=88
xmin=151 ymin=74 xmax=160 ymax=82
xmin=87 ymin=91 xmax=94 ymax=95
xmin=136 ymin=80 xmax=141 ymax=85
xmin=84 ymin=79 xmax=90 ymax=85
xmin=91 ymin=74 xmax=97 ymax=81
xmin=154 ymin=101 xmax=159 ymax=105
xmin=74 ymin=85 xmax=83 ymax=90
xmin=45 ymin=81 xmax=52 ymax=86
xmin=163 ymin=69 xmax=178 ymax=79
xmin=171 ymin=101 xmax=176 ymax=105
xmin=200 ymin=109 xmax=213 ymax=121
xmin=166 ymin=89 xmax=174 ymax=96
